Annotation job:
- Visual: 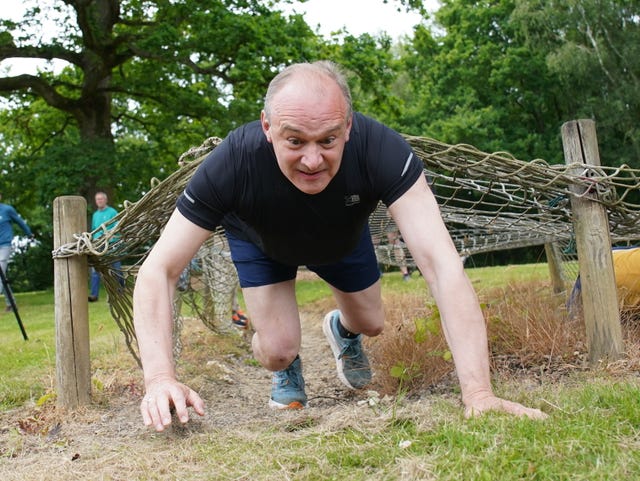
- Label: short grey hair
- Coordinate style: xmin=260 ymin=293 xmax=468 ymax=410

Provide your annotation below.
xmin=263 ymin=61 xmax=353 ymax=120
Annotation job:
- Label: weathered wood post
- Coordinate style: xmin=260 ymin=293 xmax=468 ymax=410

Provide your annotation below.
xmin=544 ymin=242 xmax=566 ymax=294
xmin=561 ymin=119 xmax=623 ymax=363
xmin=53 ymin=196 xmax=91 ymax=407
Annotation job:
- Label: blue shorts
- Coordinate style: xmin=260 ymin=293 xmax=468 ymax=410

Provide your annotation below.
xmin=226 ymin=226 xmax=380 ymax=293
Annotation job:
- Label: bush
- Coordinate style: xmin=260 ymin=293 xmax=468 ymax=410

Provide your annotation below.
xmin=7 ymin=235 xmax=54 ymax=292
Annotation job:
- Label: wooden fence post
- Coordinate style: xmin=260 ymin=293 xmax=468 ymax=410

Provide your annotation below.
xmin=53 ymin=196 xmax=91 ymax=408
xmin=544 ymin=242 xmax=566 ymax=294
xmin=561 ymin=119 xmax=623 ymax=363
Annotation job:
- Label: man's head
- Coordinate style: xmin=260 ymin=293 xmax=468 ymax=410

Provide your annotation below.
xmin=261 ymin=61 xmax=353 ymax=195
xmin=95 ymin=192 xmax=108 ymax=210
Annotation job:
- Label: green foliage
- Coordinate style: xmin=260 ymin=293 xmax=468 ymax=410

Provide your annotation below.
xmin=325 ymin=33 xmax=402 ymax=121
xmin=389 ymin=362 xmax=418 ymax=381
xmin=393 ymin=0 xmax=640 ymax=169
xmin=396 ymin=0 xmax=568 ymax=162
xmin=8 ymin=236 xmax=54 ymax=292
xmin=511 ymin=0 xmax=640 ymax=168
xmin=413 ymin=305 xmax=441 ymax=343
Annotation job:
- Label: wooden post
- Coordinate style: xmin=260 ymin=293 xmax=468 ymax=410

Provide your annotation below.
xmin=53 ymin=196 xmax=91 ymax=407
xmin=561 ymin=120 xmax=623 ymax=363
xmin=544 ymin=242 xmax=566 ymax=294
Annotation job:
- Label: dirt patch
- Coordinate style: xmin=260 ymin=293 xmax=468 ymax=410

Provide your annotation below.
xmin=2 ymin=299 xmax=451 ymax=480
xmin=192 ymin=299 xmax=379 ymax=429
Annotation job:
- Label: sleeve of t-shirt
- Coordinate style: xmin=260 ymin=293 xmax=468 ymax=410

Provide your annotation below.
xmin=363 ymin=117 xmax=424 ymax=206
xmin=176 ymin=138 xmax=236 ymax=231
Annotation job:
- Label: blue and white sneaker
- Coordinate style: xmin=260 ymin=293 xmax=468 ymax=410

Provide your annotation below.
xmin=323 ymin=310 xmax=372 ymax=389
xmin=269 ymin=355 xmax=308 ymax=409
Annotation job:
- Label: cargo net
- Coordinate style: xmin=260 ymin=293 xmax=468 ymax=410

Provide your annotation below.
xmin=52 ymin=136 xmax=640 ymax=363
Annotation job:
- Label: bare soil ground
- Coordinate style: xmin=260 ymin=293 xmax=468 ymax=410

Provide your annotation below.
xmin=0 ymin=296 xmax=460 ymax=481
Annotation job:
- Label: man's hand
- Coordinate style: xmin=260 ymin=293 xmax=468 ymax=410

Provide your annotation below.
xmin=140 ymin=378 xmax=206 ymax=432
xmin=464 ymin=390 xmax=548 ymax=420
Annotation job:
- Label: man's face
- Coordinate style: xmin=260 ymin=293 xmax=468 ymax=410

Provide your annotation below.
xmin=261 ymin=76 xmax=352 ymax=195
xmin=95 ymin=193 xmax=108 ymax=209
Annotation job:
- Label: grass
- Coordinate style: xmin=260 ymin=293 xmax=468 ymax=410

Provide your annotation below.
xmin=0 ymin=288 xmax=132 ymax=409
xmin=2 ymin=263 xmax=640 ymax=480
xmin=184 ymin=380 xmax=640 ymax=480
xmin=464 ymin=261 xmax=556 ymax=292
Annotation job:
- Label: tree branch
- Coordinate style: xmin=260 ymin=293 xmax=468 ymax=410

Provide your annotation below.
xmin=0 ymin=75 xmax=77 ymax=112
xmin=0 ymin=44 xmax=83 ymax=67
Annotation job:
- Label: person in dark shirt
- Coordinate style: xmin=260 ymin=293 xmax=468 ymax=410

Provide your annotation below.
xmin=134 ymin=61 xmax=546 ymax=431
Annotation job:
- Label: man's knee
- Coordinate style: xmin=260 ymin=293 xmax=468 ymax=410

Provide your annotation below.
xmin=252 ymin=333 xmax=299 ymax=371
xmin=341 ymin=310 xmax=384 ymax=337
xmin=257 ymin=349 xmax=299 ymax=371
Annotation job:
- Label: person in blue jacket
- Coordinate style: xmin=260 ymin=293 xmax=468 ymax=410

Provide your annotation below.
xmin=0 ymin=193 xmax=33 ymax=312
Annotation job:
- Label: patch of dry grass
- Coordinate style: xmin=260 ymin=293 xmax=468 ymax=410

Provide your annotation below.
xmin=483 ymin=281 xmax=585 ymax=374
xmin=369 ymin=279 xmax=640 ymax=396
xmin=369 ymin=292 xmax=452 ymax=396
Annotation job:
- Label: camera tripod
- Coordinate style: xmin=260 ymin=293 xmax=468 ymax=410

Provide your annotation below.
xmin=0 ymin=265 xmax=28 ymax=340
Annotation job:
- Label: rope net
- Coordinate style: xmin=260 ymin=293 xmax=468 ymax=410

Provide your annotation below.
xmin=52 ymin=135 xmax=640 ymax=362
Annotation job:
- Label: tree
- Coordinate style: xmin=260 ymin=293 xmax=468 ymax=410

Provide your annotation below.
xmin=396 ymin=0 xmax=568 ymax=162
xmin=393 ymin=0 xmax=639 ymax=169
xmin=511 ymin=0 xmax=640 ymax=168
xmin=0 ymin=0 xmax=321 ymax=208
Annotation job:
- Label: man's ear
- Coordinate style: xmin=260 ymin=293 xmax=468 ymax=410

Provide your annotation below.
xmin=344 ymin=113 xmax=353 ymax=142
xmin=260 ymin=111 xmax=272 ymax=143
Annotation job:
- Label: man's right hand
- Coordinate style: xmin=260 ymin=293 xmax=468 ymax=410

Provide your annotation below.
xmin=140 ymin=378 xmax=205 ymax=432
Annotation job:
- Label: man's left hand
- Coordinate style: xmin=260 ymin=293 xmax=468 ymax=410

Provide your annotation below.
xmin=464 ymin=392 xmax=548 ymax=420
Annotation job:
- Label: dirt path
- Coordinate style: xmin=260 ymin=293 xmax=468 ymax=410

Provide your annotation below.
xmin=0 ymin=298 xmax=397 ymax=480
xmin=196 ymin=299 xmax=371 ymax=429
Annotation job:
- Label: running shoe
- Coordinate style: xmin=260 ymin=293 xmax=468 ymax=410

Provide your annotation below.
xmin=323 ymin=310 xmax=372 ymax=389
xmin=231 ymin=308 xmax=249 ymax=330
xmin=269 ymin=355 xmax=307 ymax=409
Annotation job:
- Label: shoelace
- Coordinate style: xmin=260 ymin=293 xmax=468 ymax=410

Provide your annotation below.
xmin=338 ymin=339 xmax=362 ymax=361
xmin=274 ymin=363 xmax=303 ymax=388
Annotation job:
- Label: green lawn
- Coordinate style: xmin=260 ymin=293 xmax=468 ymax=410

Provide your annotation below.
xmin=0 ymin=288 xmax=127 ymax=409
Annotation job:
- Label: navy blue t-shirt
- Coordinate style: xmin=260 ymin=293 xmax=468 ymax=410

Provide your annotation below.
xmin=177 ymin=112 xmax=424 ymax=266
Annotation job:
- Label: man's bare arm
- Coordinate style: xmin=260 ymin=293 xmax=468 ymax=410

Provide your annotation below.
xmin=389 ymin=175 xmax=546 ymax=419
xmin=133 ymin=209 xmax=212 ymax=430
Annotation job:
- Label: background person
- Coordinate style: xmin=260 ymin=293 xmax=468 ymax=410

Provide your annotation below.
xmin=386 ymin=227 xmax=411 ymax=281
xmin=0 ymin=193 xmax=33 ymax=313
xmin=89 ymin=191 xmax=121 ymax=302
xmin=133 ymin=61 xmax=546 ymax=432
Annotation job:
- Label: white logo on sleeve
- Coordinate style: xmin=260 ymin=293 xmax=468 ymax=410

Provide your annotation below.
xmin=401 ymin=153 xmax=413 ymax=177
xmin=183 ymin=191 xmax=195 ymax=204
xmin=344 ymin=194 xmax=360 ymax=207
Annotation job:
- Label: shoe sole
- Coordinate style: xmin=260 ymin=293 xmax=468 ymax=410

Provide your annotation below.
xmin=323 ymin=311 xmax=360 ymax=390
xmin=268 ymin=399 xmax=306 ymax=410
